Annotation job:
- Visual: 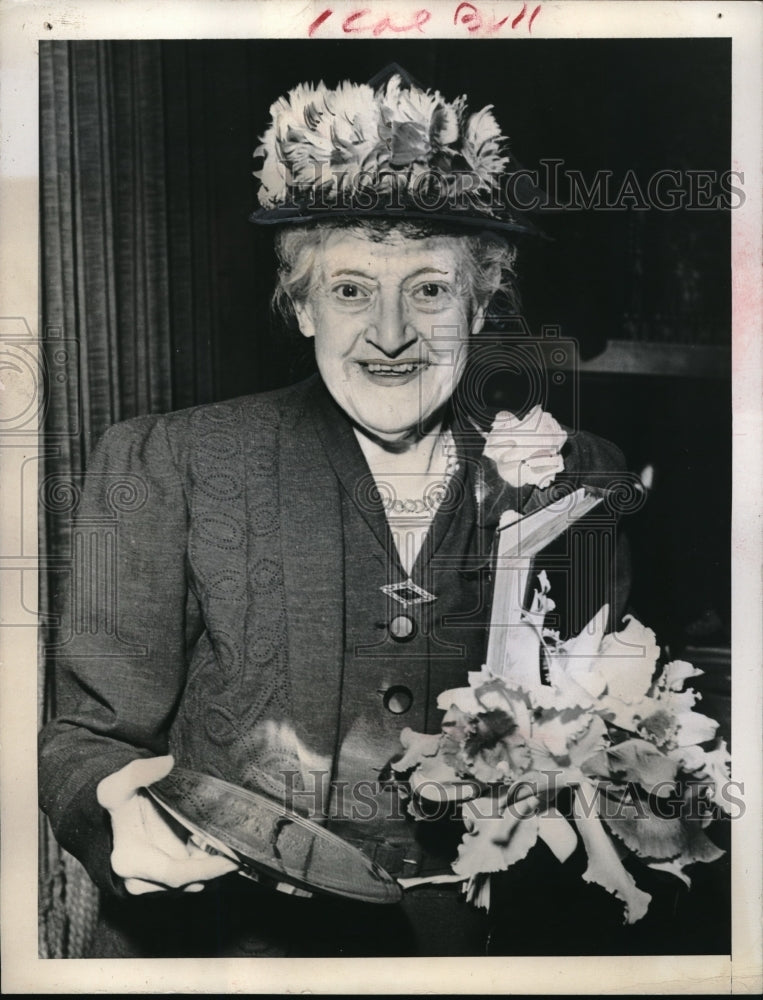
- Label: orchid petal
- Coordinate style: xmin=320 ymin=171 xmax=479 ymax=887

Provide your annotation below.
xmin=572 ymin=781 xmax=652 ymax=923
xmin=604 ymin=809 xmax=725 ymax=864
xmin=656 ymin=659 xmax=704 ymax=692
xmin=647 ymin=858 xmax=693 ymax=889
xmin=531 ymin=663 xmax=598 ymax=711
xmin=696 ymin=739 xmax=733 ymax=811
xmin=474 ymin=679 xmax=533 ymax=733
xmin=673 ymin=709 xmax=719 ymax=748
xmin=392 ymin=727 xmax=440 ymax=772
xmin=561 ymin=604 xmax=610 ymax=662
xmin=537 ymin=808 xmax=578 ymax=863
xmin=667 ymin=743 xmax=706 ymax=772
xmin=597 ymin=616 xmax=660 ymax=702
xmin=408 ymin=758 xmax=474 ymax=802
xmin=660 ymin=688 xmax=700 ymax=713
xmin=463 ymin=874 xmax=492 ymax=910
xmin=436 ymin=687 xmax=482 ymax=714
xmin=454 ymin=798 xmax=540 ymax=877
xmin=533 ymin=707 xmax=596 ymax=759
xmin=568 ymin=714 xmax=610 ymax=767
xmin=600 ymin=738 xmax=679 ymax=796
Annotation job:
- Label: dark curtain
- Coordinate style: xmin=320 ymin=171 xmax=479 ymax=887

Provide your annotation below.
xmin=38 ymin=39 xmax=219 ymax=958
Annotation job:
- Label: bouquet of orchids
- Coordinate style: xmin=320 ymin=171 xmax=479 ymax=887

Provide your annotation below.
xmin=393 ymin=408 xmax=731 ymax=923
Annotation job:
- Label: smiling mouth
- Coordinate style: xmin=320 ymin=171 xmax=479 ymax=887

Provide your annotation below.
xmin=359 ymin=360 xmax=428 ymax=376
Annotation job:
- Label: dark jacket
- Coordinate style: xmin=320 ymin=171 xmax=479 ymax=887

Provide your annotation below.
xmin=39 ymin=375 xmax=633 ymax=956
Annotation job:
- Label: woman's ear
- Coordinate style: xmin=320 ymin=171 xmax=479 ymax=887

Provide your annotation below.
xmin=293 ymin=301 xmax=316 ymax=339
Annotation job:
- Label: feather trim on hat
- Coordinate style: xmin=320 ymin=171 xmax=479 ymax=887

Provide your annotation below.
xmin=253 ymin=74 xmax=513 ymax=219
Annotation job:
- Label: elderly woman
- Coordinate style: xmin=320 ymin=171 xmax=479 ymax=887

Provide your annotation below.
xmin=39 ymin=70 xmax=629 ymax=957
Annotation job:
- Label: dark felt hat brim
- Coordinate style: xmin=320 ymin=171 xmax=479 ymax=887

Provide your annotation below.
xmin=249 ymin=203 xmax=545 ymax=238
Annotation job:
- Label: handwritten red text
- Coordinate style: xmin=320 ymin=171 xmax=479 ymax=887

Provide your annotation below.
xmin=308 ymin=3 xmax=541 ymax=37
xmin=309 ymin=7 xmax=431 ymax=37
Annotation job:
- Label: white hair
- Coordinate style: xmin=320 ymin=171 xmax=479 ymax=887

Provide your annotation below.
xmin=271 ymin=218 xmax=519 ymax=330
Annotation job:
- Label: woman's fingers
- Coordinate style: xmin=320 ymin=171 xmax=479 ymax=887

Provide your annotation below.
xmin=123 ymin=877 xmax=166 ymax=896
xmin=97 ymin=755 xmax=239 ymax=891
xmin=97 ymin=755 xmax=175 ymax=810
xmin=112 ymin=840 xmax=238 ymax=888
xmin=123 ymin=878 xmax=207 ymax=896
xmin=151 ymin=850 xmax=239 ymax=887
xmin=108 ymin=795 xmax=239 ymax=886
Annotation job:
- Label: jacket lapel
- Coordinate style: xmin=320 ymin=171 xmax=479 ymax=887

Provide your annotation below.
xmin=310 ymin=384 xmax=397 ymax=566
xmin=276 ymin=380 xmax=345 ymax=768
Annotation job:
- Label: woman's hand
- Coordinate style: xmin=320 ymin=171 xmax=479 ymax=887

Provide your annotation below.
xmin=96 ymin=755 xmax=239 ymax=895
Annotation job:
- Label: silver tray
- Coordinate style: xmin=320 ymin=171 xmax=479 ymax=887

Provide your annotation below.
xmin=146 ymin=766 xmax=402 ymax=905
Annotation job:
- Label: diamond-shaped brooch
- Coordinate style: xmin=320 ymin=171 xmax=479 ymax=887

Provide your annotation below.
xmin=380 ymin=579 xmax=437 ymax=607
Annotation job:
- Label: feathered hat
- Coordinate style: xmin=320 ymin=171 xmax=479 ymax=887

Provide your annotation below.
xmin=250 ymin=65 xmax=540 ymax=234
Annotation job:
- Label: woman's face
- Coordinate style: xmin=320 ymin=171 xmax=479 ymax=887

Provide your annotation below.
xmin=294 ymin=229 xmax=484 ymax=443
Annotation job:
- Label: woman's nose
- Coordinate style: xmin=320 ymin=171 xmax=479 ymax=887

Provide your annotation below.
xmin=365 ymin=293 xmax=418 ymax=357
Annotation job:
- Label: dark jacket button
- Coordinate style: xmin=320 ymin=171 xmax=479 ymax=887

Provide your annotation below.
xmin=383 ymin=686 xmax=413 ymax=714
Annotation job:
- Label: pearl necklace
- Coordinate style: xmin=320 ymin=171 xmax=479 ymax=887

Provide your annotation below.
xmin=380 ymin=430 xmax=460 ymax=518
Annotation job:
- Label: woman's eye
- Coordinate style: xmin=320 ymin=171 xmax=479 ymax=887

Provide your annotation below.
xmin=332 ymin=283 xmax=369 ymax=301
xmin=411 ymin=282 xmax=452 ymax=306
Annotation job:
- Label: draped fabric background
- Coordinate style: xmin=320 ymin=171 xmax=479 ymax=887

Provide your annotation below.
xmin=38 ymin=40 xmax=221 ymax=958
xmin=38 ymin=38 xmax=731 ymax=958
